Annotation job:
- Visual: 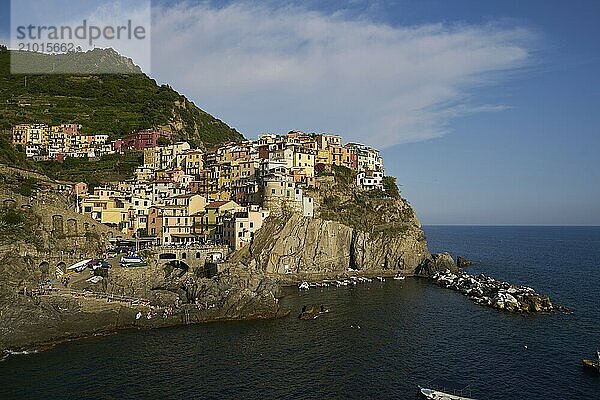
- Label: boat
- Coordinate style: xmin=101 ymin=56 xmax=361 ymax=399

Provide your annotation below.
xmin=393 ymin=276 xmax=405 ymax=280
xmin=67 ymin=259 xmax=92 ymax=273
xmin=418 ymin=386 xmax=476 ymax=400
xmin=120 ymin=255 xmax=147 ymax=267
xmin=298 ymin=281 xmax=310 ymax=290
xmin=582 ymin=350 xmax=600 ymax=372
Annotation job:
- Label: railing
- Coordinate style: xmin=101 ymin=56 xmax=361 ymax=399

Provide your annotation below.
xmin=149 ymin=244 xmax=229 ymax=252
xmin=37 ymin=287 xmax=151 ymax=306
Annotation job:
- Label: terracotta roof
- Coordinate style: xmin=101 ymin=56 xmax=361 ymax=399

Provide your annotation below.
xmin=206 ymin=200 xmax=231 ymax=209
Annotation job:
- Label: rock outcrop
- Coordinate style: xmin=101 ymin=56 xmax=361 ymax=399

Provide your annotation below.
xmin=232 ymin=212 xmax=429 ymax=278
xmin=457 ymin=256 xmax=473 ymax=268
xmin=249 ymin=214 xmax=353 ymax=275
xmin=231 ymin=170 xmax=431 ymax=278
xmin=298 ymin=304 xmax=328 ymax=320
xmin=0 ymin=259 xmax=286 ymax=353
xmin=414 ymin=252 xmax=459 ymax=276
xmin=430 ymin=270 xmax=568 ymax=313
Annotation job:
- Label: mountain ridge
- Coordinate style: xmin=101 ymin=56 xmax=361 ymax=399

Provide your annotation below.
xmin=0 ymin=47 xmax=244 ymax=149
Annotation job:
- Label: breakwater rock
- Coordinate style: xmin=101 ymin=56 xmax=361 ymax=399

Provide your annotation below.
xmin=431 ymin=270 xmax=569 ymax=313
xmin=298 ymin=304 xmax=328 ymax=320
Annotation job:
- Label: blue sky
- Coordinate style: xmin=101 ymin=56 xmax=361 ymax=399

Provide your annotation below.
xmin=1 ymin=0 xmax=599 ymax=225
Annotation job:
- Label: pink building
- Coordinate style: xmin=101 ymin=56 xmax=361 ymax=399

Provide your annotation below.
xmin=72 ymin=182 xmax=88 ymax=196
xmin=113 ymin=129 xmax=171 ymax=153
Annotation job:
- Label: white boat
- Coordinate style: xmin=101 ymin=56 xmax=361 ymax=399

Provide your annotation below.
xmin=120 ymin=255 xmax=147 ymax=267
xmin=393 ymin=276 xmax=405 ymax=281
xmin=418 ymin=387 xmax=476 ymax=400
xmin=298 ymin=281 xmax=310 ymax=290
xmin=67 ymin=259 xmax=92 ymax=272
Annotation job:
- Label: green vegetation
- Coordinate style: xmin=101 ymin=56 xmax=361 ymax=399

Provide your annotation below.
xmin=0 ymin=130 xmax=34 ymax=169
xmin=317 ymin=168 xmax=413 ymax=233
xmin=157 ymin=136 xmax=172 ymax=146
xmin=37 ymin=152 xmax=143 ymax=185
xmin=331 ymin=164 xmax=357 ymax=186
xmin=382 ymin=176 xmax=401 ymax=199
xmin=0 ymin=207 xmax=44 ymax=249
xmin=16 ymin=177 xmax=38 ymax=197
xmin=0 ymin=49 xmax=243 ymax=148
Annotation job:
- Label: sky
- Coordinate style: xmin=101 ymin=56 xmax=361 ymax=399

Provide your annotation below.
xmin=1 ymin=0 xmax=599 ymax=225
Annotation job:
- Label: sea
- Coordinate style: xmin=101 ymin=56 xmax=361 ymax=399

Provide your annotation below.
xmin=1 ymin=226 xmax=599 ymax=399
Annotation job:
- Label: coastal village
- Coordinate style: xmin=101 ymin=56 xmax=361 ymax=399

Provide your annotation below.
xmin=11 ymin=123 xmax=385 ymax=251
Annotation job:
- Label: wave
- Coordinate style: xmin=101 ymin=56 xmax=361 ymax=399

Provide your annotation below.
xmin=1 ymin=349 xmax=39 ymax=362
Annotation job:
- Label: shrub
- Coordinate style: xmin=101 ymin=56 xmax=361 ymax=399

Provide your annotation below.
xmin=383 ymin=176 xmax=401 ymax=199
xmin=17 ymin=177 xmax=38 ymax=197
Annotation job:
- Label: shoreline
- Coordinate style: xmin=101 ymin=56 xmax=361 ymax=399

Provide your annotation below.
xmin=1 ymin=263 xmax=568 ymax=357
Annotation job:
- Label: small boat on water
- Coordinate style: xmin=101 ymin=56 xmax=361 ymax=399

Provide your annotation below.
xmin=582 ymin=350 xmax=600 ymax=372
xmin=393 ymin=276 xmax=405 ymax=280
xmin=418 ymin=386 xmax=476 ymax=400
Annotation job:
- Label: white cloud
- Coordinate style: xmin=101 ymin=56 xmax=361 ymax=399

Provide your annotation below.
xmin=150 ymin=2 xmax=535 ymax=147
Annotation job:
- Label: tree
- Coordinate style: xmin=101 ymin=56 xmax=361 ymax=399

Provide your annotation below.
xmin=383 ymin=176 xmax=401 ymax=199
xmin=157 ymin=136 xmax=171 ymax=147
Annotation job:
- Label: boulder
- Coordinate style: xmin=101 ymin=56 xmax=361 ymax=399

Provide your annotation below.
xmin=298 ymin=304 xmax=327 ymax=320
xmin=457 ymin=256 xmax=473 ymax=268
xmin=415 ymin=252 xmax=459 ymax=277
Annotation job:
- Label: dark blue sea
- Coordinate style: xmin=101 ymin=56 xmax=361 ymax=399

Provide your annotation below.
xmin=1 ymin=226 xmax=599 ymax=399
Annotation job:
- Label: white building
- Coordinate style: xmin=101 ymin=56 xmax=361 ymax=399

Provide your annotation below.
xmin=356 ymin=171 xmax=384 ymax=191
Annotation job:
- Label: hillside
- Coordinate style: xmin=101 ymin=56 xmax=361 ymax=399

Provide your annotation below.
xmin=0 ymin=47 xmax=244 ymax=148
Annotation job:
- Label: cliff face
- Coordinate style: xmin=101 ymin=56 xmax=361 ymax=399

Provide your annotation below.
xmin=245 ymin=215 xmax=354 ymax=275
xmin=351 ymin=229 xmax=428 ymax=272
xmin=233 ymin=169 xmax=431 ymax=278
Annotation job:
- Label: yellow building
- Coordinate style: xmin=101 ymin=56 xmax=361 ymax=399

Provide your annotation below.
xmin=195 ymin=200 xmax=240 ymax=239
xmin=79 ymin=196 xmax=130 ymax=233
xmin=292 ymin=146 xmax=315 ymax=187
xmin=184 ymin=150 xmax=204 ymax=176
xmin=27 ymin=124 xmax=50 ymax=146
xmin=12 ymin=124 xmax=30 ymax=146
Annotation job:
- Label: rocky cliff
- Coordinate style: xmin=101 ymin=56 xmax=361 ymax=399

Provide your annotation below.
xmin=232 ymin=167 xmax=432 ymax=278
xmin=0 ymin=260 xmax=285 ymax=353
